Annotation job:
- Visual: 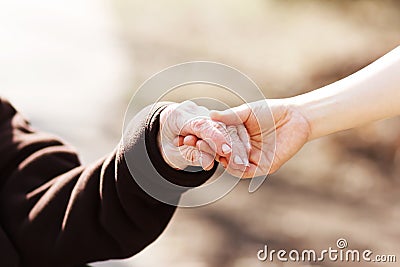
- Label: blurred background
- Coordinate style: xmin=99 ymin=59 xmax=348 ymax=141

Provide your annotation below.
xmin=1 ymin=0 xmax=400 ymax=266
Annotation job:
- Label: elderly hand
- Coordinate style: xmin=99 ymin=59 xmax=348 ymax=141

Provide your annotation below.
xmin=158 ymin=101 xmax=251 ymax=172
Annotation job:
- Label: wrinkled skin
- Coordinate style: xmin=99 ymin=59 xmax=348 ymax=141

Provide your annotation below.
xmin=158 ymin=101 xmax=251 ymax=172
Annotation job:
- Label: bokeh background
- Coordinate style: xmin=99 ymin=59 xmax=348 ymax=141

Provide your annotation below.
xmin=1 ymin=0 xmax=400 ymax=266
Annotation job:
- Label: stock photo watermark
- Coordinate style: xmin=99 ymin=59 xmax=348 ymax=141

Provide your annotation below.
xmin=257 ymin=238 xmax=396 ymax=263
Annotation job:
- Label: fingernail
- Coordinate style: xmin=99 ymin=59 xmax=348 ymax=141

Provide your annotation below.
xmin=199 ymin=156 xmax=203 ymax=167
xmin=234 ymin=155 xmax=244 ymax=165
xmin=222 ymin=144 xmax=231 ymax=154
xmin=243 ymin=157 xmax=250 ymax=167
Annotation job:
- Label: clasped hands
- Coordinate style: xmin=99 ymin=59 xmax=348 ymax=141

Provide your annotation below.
xmin=158 ymin=100 xmax=311 ymax=178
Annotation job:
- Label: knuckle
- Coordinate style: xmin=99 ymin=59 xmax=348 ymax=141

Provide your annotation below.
xmin=197 ymin=106 xmax=210 ymax=115
xmin=182 ymin=100 xmax=196 ymax=109
xmin=190 ymin=118 xmax=208 ymax=132
xmin=209 ymin=132 xmax=220 ymax=143
xmin=196 ymin=139 xmax=206 ymax=149
xmin=185 ymin=148 xmax=199 ymax=162
xmin=227 ymin=125 xmax=238 ymax=135
xmin=210 ymin=121 xmax=228 ymax=138
xmin=226 ymin=127 xmax=240 ymax=142
xmin=215 ymin=121 xmax=227 ymax=131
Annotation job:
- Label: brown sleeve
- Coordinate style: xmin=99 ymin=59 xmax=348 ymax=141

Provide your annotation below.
xmin=0 ymin=98 xmax=217 ymax=267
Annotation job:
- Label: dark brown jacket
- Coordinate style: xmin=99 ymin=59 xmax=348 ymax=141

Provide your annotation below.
xmin=0 ymin=98 xmax=216 ymax=267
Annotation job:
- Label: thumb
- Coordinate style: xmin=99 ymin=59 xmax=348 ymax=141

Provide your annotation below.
xmin=209 ymin=104 xmax=250 ymax=125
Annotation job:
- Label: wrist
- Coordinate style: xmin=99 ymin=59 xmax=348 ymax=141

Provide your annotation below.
xmin=286 ymin=93 xmax=326 ymax=141
xmin=288 ymin=82 xmax=354 ymax=141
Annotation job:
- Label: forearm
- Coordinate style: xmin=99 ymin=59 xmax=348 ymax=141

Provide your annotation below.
xmin=0 ymin=100 xmax=215 ymax=266
xmin=290 ymin=46 xmax=400 ymax=140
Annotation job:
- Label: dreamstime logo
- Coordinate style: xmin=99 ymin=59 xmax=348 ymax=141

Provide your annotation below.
xmin=122 ymin=62 xmax=275 ymax=207
xmin=336 ymin=238 xmax=348 ymax=249
xmin=257 ymin=238 xmax=397 ymax=263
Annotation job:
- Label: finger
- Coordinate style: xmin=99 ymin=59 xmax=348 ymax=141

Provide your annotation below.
xmin=173 ymin=136 xmax=185 ymax=147
xmin=243 ymin=164 xmax=269 ymax=178
xmin=226 ymin=163 xmax=257 ymax=179
xmin=196 ymin=140 xmax=218 ymax=171
xmin=196 ymin=139 xmax=216 ymax=156
xmin=181 ymin=118 xmax=232 ymax=156
xmin=226 ymin=153 xmax=270 ymax=178
xmin=236 ymin=124 xmax=251 ymax=152
xmin=226 ymin=126 xmax=249 ymax=171
xmin=219 ymin=157 xmax=228 ymax=168
xmin=183 ymin=135 xmax=198 ymax=147
xmin=181 ymin=146 xmax=201 ymax=167
xmin=179 ymin=145 xmax=215 ymax=171
xmin=199 ymin=152 xmax=215 ymax=171
xmin=209 ymin=104 xmax=251 ymax=125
